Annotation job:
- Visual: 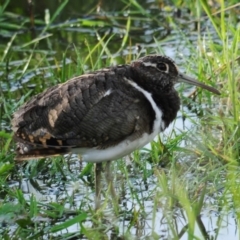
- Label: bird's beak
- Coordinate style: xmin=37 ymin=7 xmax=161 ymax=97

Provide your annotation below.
xmin=179 ymin=73 xmax=220 ymax=95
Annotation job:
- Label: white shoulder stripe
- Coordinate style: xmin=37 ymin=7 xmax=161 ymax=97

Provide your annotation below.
xmin=124 ymin=77 xmax=165 ymax=132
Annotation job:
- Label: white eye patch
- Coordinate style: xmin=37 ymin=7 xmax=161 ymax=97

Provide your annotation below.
xmin=142 ymin=61 xmax=169 ymax=73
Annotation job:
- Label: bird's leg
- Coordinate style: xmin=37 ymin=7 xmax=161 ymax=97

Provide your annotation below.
xmin=95 ymin=162 xmax=102 ymax=210
xmin=105 ymin=161 xmax=119 ymax=212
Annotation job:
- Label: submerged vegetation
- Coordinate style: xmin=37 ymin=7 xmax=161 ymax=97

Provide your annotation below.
xmin=0 ymin=0 xmax=240 ymax=239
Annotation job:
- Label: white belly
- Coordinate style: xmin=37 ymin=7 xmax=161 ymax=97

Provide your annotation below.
xmin=72 ymin=130 xmax=159 ymax=163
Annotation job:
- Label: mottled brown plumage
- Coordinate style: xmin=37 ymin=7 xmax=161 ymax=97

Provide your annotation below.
xmin=12 ymin=55 xmax=220 ymax=161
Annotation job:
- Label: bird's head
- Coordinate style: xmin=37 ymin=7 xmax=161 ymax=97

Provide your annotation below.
xmin=131 ymin=55 xmax=220 ymax=95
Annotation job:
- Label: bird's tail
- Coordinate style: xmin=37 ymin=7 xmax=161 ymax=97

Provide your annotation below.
xmin=15 ymin=140 xmax=71 ymax=161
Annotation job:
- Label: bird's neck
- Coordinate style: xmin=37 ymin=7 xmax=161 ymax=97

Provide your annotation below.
xmin=130 ymin=68 xmax=180 ymax=129
xmin=152 ymin=91 xmax=180 ymax=129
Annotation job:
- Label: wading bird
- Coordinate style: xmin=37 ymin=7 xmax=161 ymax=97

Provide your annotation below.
xmin=12 ymin=55 xmax=220 ymax=208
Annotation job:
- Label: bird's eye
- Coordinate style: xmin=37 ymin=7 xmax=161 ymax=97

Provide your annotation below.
xmin=157 ymin=62 xmax=168 ymax=72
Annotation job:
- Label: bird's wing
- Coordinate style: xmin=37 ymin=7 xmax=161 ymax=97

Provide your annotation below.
xmin=12 ymin=74 xmax=155 ymax=159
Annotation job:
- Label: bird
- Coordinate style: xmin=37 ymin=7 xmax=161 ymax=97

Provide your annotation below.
xmin=12 ymin=55 xmax=220 ymax=207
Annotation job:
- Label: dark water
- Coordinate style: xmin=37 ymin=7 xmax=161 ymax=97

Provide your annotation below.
xmin=0 ymin=0 xmax=198 ymax=95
